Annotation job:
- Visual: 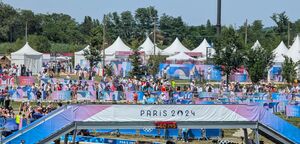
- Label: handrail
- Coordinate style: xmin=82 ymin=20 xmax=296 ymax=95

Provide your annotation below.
xmin=37 ymin=122 xmax=75 ymax=144
xmin=1 ymin=105 xmax=69 ymax=143
xmin=258 ymin=123 xmax=295 ymax=144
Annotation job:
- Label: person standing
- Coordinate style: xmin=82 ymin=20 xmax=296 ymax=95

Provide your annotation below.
xmin=0 ymin=90 xmax=4 ymax=106
xmin=171 ymin=79 xmax=176 ymax=89
xmin=21 ymin=65 xmax=26 ymax=76
xmin=133 ymin=91 xmax=138 ymax=104
xmin=182 ymin=128 xmax=189 ymax=142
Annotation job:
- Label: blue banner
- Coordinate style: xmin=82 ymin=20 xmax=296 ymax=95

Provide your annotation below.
xmin=286 ymin=105 xmax=300 ymax=117
xmin=64 ymin=136 xmax=139 ymax=144
xmin=51 ymin=91 xmax=71 ymax=100
xmin=77 ymin=91 xmax=96 ymax=101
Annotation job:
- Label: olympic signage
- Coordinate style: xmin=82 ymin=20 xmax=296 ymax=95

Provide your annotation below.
xmin=83 ymin=105 xmax=249 ymax=122
xmin=19 ymin=76 xmax=35 ymax=86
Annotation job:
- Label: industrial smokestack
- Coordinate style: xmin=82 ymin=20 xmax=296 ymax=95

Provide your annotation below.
xmin=216 ymin=0 xmax=221 ymax=35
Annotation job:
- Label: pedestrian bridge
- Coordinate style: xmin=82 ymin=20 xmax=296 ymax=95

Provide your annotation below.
xmin=2 ymin=104 xmax=300 ymax=144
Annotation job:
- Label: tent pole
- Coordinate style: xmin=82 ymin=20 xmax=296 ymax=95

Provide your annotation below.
xmin=102 ymin=15 xmax=106 ymax=76
xmin=25 ymin=21 xmax=28 ymax=42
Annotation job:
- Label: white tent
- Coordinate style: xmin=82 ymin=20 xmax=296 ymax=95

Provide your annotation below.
xmin=286 ymin=35 xmax=300 ymax=62
xmin=251 ymin=40 xmax=262 ymax=50
xmin=105 ymin=36 xmax=132 ymax=55
xmin=273 ymin=41 xmax=288 ymax=63
xmin=74 ymin=45 xmax=90 ymax=68
xmin=139 ymin=37 xmax=164 ymax=55
xmin=166 ymin=52 xmax=196 ymax=61
xmin=11 ymin=42 xmax=43 ymax=74
xmin=192 ymin=38 xmax=215 ymax=57
xmin=163 ymin=37 xmax=190 ymax=55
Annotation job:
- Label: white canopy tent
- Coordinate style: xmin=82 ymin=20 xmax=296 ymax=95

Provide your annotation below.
xmin=74 ymin=45 xmax=90 ymax=68
xmin=192 ymin=38 xmax=215 ymax=58
xmin=163 ymin=37 xmax=190 ymax=55
xmin=251 ymin=40 xmax=262 ymax=50
xmin=273 ymin=41 xmax=288 ymax=63
xmin=286 ymin=35 xmax=300 ymax=62
xmin=166 ymin=52 xmax=196 ymax=61
xmin=105 ymin=36 xmax=132 ymax=55
xmin=139 ymin=37 xmax=164 ymax=55
xmin=11 ymin=42 xmax=43 ymax=74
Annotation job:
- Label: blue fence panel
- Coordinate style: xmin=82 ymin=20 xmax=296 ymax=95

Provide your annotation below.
xmin=167 ymin=129 xmax=179 ymax=138
xmin=140 ymin=129 xmax=159 ymax=137
xmin=146 ymin=97 xmax=158 ymax=104
xmin=189 ymin=129 xmax=202 ymax=139
xmin=94 ymin=129 xmax=114 ymax=133
xmin=119 ymin=129 xmax=136 ymax=135
xmin=205 ymin=129 xmax=221 ymax=138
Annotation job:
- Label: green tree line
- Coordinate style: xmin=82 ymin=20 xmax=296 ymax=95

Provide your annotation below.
xmin=1 ymin=2 xmax=300 ymax=54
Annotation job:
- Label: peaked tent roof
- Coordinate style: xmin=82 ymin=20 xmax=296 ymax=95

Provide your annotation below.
xmin=273 ymin=41 xmax=288 ymax=63
xmin=192 ymin=38 xmax=212 ymax=55
xmin=105 ymin=36 xmax=132 ymax=55
xmin=163 ymin=37 xmax=190 ymax=54
xmin=251 ymin=40 xmax=262 ymax=50
xmin=11 ymin=42 xmax=42 ymax=55
xmin=75 ymin=45 xmax=90 ymax=55
xmin=166 ymin=52 xmax=196 ymax=61
xmin=139 ymin=37 xmax=163 ymax=55
xmin=286 ymin=35 xmax=300 ymax=62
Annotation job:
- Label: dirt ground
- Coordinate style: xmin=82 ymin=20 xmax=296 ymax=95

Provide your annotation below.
xmin=87 ymin=129 xmax=274 ymax=144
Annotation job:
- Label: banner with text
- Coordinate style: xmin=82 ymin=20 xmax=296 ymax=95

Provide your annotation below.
xmin=19 ymin=76 xmax=35 ymax=86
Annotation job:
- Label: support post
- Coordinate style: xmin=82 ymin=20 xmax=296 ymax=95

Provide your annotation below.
xmin=102 ymin=15 xmax=106 ymax=75
xmin=64 ymin=133 xmax=69 ymax=144
xmin=243 ymin=128 xmax=249 ymax=144
xmin=288 ymin=22 xmax=290 ymax=47
xmin=72 ymin=124 xmax=77 ymax=144
xmin=25 ymin=21 xmax=28 ymax=42
xmin=216 ymin=0 xmax=222 ymax=35
xmin=255 ymin=129 xmax=260 ymax=144
xmin=153 ymin=13 xmax=156 ymax=56
xmin=245 ymin=19 xmax=248 ymax=45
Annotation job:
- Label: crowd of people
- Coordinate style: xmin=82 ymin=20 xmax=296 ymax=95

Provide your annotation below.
xmin=0 ymin=64 xmax=33 ymax=77
xmin=0 ymin=62 xmax=299 ymax=112
xmin=1 ymin=61 xmax=298 ymax=104
xmin=0 ymin=62 xmax=299 ymax=144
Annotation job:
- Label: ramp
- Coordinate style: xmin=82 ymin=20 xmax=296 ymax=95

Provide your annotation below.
xmin=2 ymin=104 xmax=300 ymax=144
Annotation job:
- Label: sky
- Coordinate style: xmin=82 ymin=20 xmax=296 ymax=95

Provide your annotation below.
xmin=3 ymin=0 xmax=300 ymax=27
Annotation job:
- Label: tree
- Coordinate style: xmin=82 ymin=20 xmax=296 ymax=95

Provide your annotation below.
xmin=90 ymin=25 xmax=103 ymax=49
xmin=271 ymin=12 xmax=289 ymax=34
xmin=0 ymin=2 xmax=18 ymax=42
xmin=271 ymin=12 xmax=290 ymax=44
xmin=212 ymin=27 xmax=245 ymax=88
xmin=159 ymin=14 xmax=187 ymax=45
xmin=80 ymin=16 xmax=93 ymax=36
xmin=135 ymin=6 xmax=158 ymax=39
xmin=245 ymin=46 xmax=274 ymax=84
xmin=104 ymin=64 xmax=113 ymax=77
xmin=182 ymin=38 xmax=194 ymax=49
xmin=80 ymin=16 xmax=102 ymax=44
xmin=83 ymin=46 xmax=102 ymax=68
xmin=120 ymin=11 xmax=136 ymax=44
xmin=282 ymin=56 xmax=297 ymax=83
xmin=41 ymin=13 xmax=84 ymax=44
xmin=147 ymin=54 xmax=166 ymax=77
xmin=129 ymin=48 xmax=144 ymax=78
xmin=14 ymin=35 xmax=51 ymax=53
